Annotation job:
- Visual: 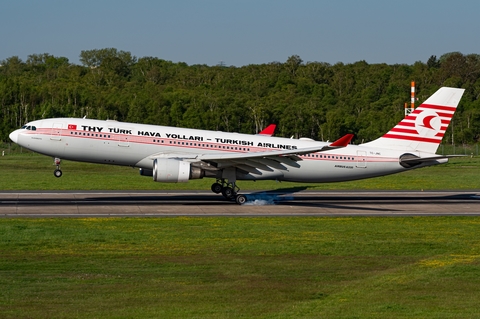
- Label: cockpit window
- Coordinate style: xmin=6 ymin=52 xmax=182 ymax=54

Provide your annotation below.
xmin=21 ymin=125 xmax=37 ymax=130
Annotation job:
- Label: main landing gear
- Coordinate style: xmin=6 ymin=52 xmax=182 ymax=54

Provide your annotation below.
xmin=211 ymin=179 xmax=247 ymax=205
xmin=53 ymin=157 xmax=62 ymax=178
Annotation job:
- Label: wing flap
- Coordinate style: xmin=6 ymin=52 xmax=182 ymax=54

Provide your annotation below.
xmin=231 ymin=159 xmax=274 ymax=172
xmin=251 ymin=158 xmax=288 ymax=170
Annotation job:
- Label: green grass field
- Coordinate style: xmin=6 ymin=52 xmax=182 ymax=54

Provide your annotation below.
xmin=1 ymin=152 xmax=480 ymax=318
xmin=1 ymin=217 xmax=480 ymax=318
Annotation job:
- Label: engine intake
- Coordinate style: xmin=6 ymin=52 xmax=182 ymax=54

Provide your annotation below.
xmin=152 ymin=158 xmax=204 ymax=183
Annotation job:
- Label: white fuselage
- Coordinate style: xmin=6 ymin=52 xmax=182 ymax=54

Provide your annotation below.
xmin=10 ymin=118 xmax=438 ymax=183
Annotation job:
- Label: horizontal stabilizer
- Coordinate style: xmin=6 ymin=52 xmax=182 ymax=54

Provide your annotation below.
xmin=399 ymin=153 xmax=465 ymax=168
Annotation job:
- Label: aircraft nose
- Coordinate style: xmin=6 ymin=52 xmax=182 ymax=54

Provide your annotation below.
xmin=9 ymin=130 xmax=19 ymax=143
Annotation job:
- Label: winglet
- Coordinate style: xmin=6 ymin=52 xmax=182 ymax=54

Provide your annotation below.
xmin=258 ymin=124 xmax=276 ymax=136
xmin=329 ymin=134 xmax=354 ymax=147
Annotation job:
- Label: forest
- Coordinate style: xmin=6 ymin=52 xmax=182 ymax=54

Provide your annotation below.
xmin=1 ymin=49 xmax=480 ymax=145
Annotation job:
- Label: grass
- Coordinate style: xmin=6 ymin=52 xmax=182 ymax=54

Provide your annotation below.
xmin=1 ymin=151 xmax=480 ymax=318
xmin=1 ymin=217 xmax=480 ymax=318
xmin=0 ymin=151 xmax=479 ymax=191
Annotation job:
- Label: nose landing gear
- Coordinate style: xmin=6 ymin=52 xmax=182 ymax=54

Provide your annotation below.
xmin=53 ymin=157 xmax=62 ymax=178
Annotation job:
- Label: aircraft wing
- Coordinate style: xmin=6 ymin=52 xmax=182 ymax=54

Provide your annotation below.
xmin=137 ymin=134 xmax=354 ymax=173
xmin=195 ymin=146 xmax=318 ymax=172
xmin=195 ymin=134 xmax=354 ymax=171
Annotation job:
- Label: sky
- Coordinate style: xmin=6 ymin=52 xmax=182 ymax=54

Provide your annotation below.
xmin=1 ymin=0 xmax=480 ymax=67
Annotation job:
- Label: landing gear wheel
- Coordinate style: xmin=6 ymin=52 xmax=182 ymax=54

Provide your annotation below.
xmin=53 ymin=169 xmax=63 ymax=178
xmin=235 ymin=194 xmax=247 ymax=205
xmin=222 ymin=187 xmax=235 ymax=199
xmin=53 ymin=157 xmax=62 ymax=178
xmin=211 ymin=183 xmax=223 ymax=194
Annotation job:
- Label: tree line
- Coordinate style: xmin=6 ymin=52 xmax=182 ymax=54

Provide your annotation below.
xmin=1 ymin=48 xmax=480 ymax=145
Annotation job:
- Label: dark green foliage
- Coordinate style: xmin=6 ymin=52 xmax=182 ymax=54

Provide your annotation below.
xmin=1 ymin=50 xmax=480 ymax=144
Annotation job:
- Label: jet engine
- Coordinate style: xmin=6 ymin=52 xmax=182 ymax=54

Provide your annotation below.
xmin=152 ymin=158 xmax=204 ymax=183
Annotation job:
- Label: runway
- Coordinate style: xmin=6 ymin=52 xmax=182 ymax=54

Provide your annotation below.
xmin=1 ymin=190 xmax=480 ymax=217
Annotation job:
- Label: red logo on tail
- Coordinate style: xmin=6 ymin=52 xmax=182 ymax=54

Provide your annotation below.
xmin=414 ymin=110 xmax=442 ymax=138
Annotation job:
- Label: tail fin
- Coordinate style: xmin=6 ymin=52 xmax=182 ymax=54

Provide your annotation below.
xmin=363 ymin=87 xmax=465 ymax=153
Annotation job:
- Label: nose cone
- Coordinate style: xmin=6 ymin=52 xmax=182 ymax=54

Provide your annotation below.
xmin=9 ymin=130 xmax=19 ymax=144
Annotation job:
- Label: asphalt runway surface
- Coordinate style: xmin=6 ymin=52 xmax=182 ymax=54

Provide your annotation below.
xmin=1 ymin=190 xmax=480 ymax=217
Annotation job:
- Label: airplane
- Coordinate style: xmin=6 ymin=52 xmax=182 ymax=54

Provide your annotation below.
xmin=8 ymin=87 xmax=464 ymax=204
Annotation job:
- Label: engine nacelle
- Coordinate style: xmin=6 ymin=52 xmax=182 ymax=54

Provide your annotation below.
xmin=152 ymin=158 xmax=204 ymax=183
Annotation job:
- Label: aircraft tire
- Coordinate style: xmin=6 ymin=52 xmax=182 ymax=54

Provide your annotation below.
xmin=211 ymin=183 xmax=223 ymax=194
xmin=53 ymin=169 xmax=63 ymax=178
xmin=235 ymin=194 xmax=247 ymax=205
xmin=222 ymin=187 xmax=235 ymax=199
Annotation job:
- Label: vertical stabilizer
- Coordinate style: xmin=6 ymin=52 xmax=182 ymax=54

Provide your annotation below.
xmin=362 ymin=87 xmax=465 ymax=153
